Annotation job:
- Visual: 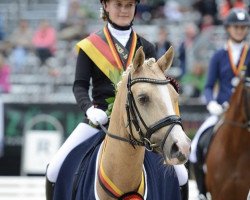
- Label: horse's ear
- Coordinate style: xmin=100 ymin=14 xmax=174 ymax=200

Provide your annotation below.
xmin=157 ymin=46 xmax=174 ymax=72
xmin=133 ymin=46 xmax=145 ymax=71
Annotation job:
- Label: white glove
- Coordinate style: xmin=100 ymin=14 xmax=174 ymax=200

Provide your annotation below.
xmin=86 ymin=106 xmax=108 ymax=125
xmin=207 ymin=100 xmax=223 ymax=116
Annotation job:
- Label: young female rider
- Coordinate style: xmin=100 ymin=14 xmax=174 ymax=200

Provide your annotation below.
xmin=46 ymin=0 xmax=188 ymax=199
xmin=190 ymin=8 xmax=250 ymax=199
xmin=73 ymin=0 xmax=156 ymax=126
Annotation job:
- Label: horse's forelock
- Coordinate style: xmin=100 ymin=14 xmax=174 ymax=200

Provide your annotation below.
xmin=146 ymin=58 xmax=156 ymax=67
xmin=116 ymin=58 xmax=157 ymax=89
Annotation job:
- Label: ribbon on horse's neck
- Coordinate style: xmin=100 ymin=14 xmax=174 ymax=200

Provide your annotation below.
xmin=100 ymin=72 xmax=183 ymax=151
xmin=98 ymin=147 xmax=145 ymax=199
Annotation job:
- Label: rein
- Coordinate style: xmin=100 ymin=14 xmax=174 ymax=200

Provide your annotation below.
xmin=100 ymin=72 xmax=183 ymax=151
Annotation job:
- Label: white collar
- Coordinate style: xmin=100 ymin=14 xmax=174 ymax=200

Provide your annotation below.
xmin=107 ymin=23 xmax=132 ymax=46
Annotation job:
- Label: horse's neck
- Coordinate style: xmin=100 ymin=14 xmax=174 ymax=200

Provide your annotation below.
xmin=226 ymin=82 xmax=245 ymax=121
xmin=97 ymin=90 xmax=145 ymax=198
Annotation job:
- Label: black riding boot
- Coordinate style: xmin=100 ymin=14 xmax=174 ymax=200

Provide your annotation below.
xmin=46 ymin=176 xmax=55 ymax=200
xmin=180 ymin=181 xmax=189 ymax=200
xmin=193 ymin=162 xmax=207 ymax=197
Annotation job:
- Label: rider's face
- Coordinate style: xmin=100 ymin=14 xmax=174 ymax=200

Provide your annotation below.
xmin=227 ymin=25 xmax=249 ymax=43
xmin=104 ymin=0 xmax=136 ymax=27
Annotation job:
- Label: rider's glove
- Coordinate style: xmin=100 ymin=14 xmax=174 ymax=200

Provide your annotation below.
xmin=86 ymin=106 xmax=108 ymax=126
xmin=207 ymin=100 xmax=223 ymax=116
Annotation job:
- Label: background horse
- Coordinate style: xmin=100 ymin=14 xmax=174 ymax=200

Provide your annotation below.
xmin=51 ymin=47 xmax=191 ymax=200
xmin=205 ymin=67 xmax=250 ymax=200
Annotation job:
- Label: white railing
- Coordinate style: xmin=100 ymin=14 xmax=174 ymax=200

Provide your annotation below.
xmin=0 ymin=176 xmax=199 ymax=200
xmin=0 ymin=176 xmax=45 ymax=200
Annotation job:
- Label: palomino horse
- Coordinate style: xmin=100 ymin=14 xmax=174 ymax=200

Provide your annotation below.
xmin=205 ymin=68 xmax=250 ymax=200
xmin=51 ymin=47 xmax=191 ymax=200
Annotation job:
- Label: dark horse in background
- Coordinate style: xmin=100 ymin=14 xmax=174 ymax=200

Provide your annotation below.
xmin=205 ymin=64 xmax=250 ymax=200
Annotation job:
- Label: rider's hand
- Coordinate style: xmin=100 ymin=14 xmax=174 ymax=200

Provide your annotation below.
xmin=86 ymin=106 xmax=108 ymax=126
xmin=207 ymin=100 xmax=223 ymax=116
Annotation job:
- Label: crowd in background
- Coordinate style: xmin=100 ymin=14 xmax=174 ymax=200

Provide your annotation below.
xmin=0 ymin=0 xmax=249 ymax=103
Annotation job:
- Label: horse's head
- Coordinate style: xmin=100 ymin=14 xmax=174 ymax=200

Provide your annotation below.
xmin=112 ymin=47 xmax=191 ymax=165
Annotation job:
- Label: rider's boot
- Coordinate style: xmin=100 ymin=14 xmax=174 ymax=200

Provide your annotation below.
xmin=46 ymin=176 xmax=55 ymax=200
xmin=180 ymin=181 xmax=189 ymax=200
xmin=193 ymin=162 xmax=207 ymax=197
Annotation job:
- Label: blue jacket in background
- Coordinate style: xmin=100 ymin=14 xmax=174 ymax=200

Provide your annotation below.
xmin=204 ymin=47 xmax=250 ymax=105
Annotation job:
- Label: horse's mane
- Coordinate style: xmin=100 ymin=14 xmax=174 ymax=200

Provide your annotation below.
xmin=116 ymin=57 xmax=180 ymax=94
xmin=116 ymin=58 xmax=156 ymax=90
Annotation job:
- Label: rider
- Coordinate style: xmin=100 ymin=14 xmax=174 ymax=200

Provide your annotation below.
xmin=189 ymin=8 xmax=250 ymax=199
xmin=46 ymin=0 xmax=188 ymax=199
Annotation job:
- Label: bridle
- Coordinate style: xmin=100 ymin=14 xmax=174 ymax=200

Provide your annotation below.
xmin=100 ymin=72 xmax=183 ymax=151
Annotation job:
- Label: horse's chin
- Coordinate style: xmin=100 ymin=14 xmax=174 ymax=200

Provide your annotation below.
xmin=164 ymin=158 xmax=188 ymax=165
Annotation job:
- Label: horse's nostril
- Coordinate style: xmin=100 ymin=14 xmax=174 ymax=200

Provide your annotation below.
xmin=170 ymin=142 xmax=179 ymax=157
xmin=170 ymin=142 xmax=186 ymax=162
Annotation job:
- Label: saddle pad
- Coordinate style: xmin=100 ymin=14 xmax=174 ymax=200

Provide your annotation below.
xmin=53 ymin=131 xmax=181 ymax=200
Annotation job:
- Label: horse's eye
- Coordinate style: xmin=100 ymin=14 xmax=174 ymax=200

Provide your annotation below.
xmin=138 ymin=94 xmax=149 ymax=105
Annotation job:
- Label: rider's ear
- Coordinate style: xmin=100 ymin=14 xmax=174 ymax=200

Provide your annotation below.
xmin=157 ymin=46 xmax=174 ymax=72
xmin=133 ymin=46 xmax=145 ymax=72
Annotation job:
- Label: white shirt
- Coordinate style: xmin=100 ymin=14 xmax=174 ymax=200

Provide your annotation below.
xmin=108 ymin=23 xmax=132 ymax=47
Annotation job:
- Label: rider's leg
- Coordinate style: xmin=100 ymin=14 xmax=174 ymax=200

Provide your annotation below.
xmin=193 ymin=127 xmax=214 ymax=197
xmin=194 ymin=134 xmax=206 ymax=196
xmin=45 ymin=123 xmax=99 ymax=198
xmin=190 ymin=116 xmax=218 ymax=199
xmin=174 ymin=164 xmax=189 ymax=200
xmin=46 ymin=174 xmax=55 ymax=200
xmin=192 ymin=161 xmax=206 ymax=196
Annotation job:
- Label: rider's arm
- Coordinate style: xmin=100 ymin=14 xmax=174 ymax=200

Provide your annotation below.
xmin=73 ymin=49 xmax=93 ymax=113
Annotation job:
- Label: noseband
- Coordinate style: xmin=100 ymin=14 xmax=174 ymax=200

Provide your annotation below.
xmin=100 ymin=72 xmax=183 ymax=151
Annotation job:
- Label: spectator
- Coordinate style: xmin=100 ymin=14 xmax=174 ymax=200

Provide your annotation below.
xmin=0 ymin=53 xmax=11 ymax=93
xmin=178 ymin=23 xmax=199 ymax=78
xmin=219 ymin=0 xmax=246 ymax=20
xmin=32 ymin=20 xmax=57 ymax=65
xmin=8 ymin=19 xmax=33 ymax=72
xmin=57 ymin=0 xmax=71 ymax=30
xmin=192 ymin=0 xmax=219 ymax=27
xmin=58 ymin=0 xmax=87 ymax=40
xmin=180 ymin=62 xmax=206 ymax=98
xmin=136 ymin=0 xmax=153 ymax=22
xmin=164 ymin=1 xmax=183 ymax=22
xmin=200 ymin=14 xmax=215 ymax=31
xmin=0 ymin=15 xmax=4 ymax=41
xmin=155 ymin=25 xmax=172 ymax=59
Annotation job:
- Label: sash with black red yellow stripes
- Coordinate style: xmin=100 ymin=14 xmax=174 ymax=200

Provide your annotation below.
xmin=76 ymin=25 xmax=137 ymax=84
